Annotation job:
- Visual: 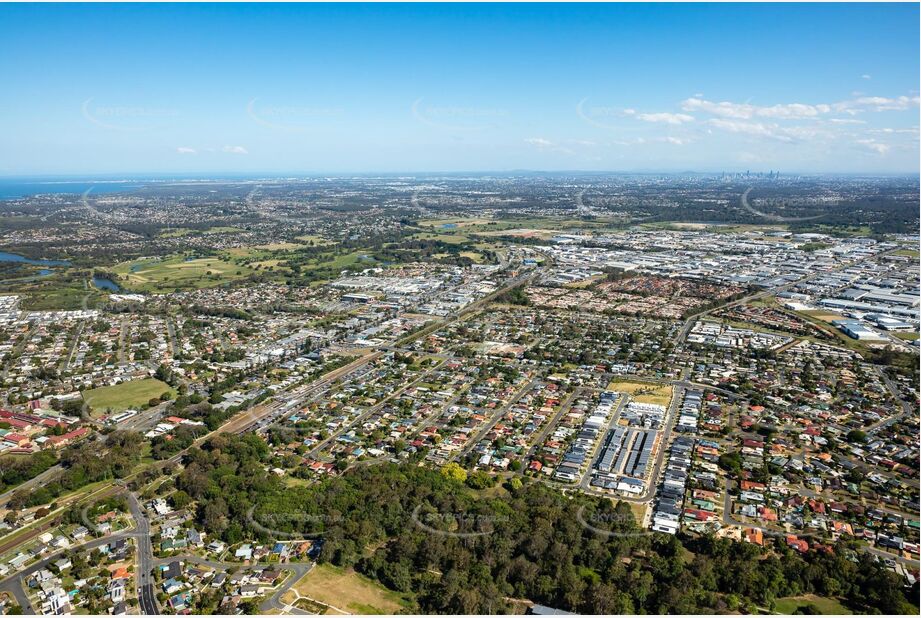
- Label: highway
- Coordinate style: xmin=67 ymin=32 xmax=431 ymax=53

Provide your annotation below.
xmin=0 ymin=464 xmax=63 ymax=507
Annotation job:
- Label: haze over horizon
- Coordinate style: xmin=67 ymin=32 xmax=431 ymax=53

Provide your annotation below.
xmin=2 ymin=2 xmax=919 ymax=176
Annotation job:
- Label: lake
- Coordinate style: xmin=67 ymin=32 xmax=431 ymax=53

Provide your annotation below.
xmin=0 ymin=251 xmax=70 ymax=267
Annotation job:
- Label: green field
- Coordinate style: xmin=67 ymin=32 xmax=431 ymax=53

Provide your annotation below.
xmin=159 ymin=225 xmax=244 ymax=238
xmin=294 ymin=234 xmax=336 ymax=246
xmin=281 ymin=563 xmax=412 ymax=614
xmin=0 ymin=270 xmax=101 ymax=311
xmin=113 ymin=254 xmax=255 ymax=292
xmin=82 ymin=378 xmax=174 ymax=414
xmin=774 ymin=594 xmax=852 ymax=615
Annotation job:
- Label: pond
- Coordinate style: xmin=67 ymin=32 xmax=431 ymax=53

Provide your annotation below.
xmin=92 ymin=276 xmax=121 ymax=292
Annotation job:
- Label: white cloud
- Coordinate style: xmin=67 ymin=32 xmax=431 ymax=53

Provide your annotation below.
xmin=871 ymin=127 xmax=917 ymax=133
xmin=223 ymin=145 xmax=249 ymax=154
xmin=610 ymin=137 xmax=648 ymax=146
xmin=828 ymin=118 xmax=866 ymax=125
xmin=523 ymin=137 xmax=573 ymax=155
xmin=176 ymin=147 xmax=196 ymax=154
xmin=856 ymin=139 xmax=890 ymax=155
xmin=684 ymin=94 xmax=920 ymax=120
xmin=707 ymin=118 xmax=794 ymax=142
xmin=524 ymin=137 xmax=553 ymax=148
xmin=635 ymin=112 xmax=694 ymax=125
xmin=848 ymin=95 xmax=919 ymax=111
xmin=622 ymin=108 xmax=694 ymax=124
xmin=861 ymin=74 xmax=872 ymax=80
xmin=682 ymin=97 xmax=827 ymax=120
xmin=661 ymin=136 xmax=688 ymax=145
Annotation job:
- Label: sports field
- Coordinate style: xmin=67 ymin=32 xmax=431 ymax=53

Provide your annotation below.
xmin=82 ymin=378 xmax=174 ymax=414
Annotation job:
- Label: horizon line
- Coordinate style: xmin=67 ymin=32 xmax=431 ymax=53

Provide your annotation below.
xmin=2 ymin=170 xmax=919 ymax=179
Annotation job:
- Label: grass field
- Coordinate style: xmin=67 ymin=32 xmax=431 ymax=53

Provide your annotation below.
xmin=113 ymin=254 xmax=254 ymax=292
xmin=798 ymin=309 xmax=846 ymax=323
xmin=416 ymin=217 xmax=493 ymax=229
xmin=608 ymin=380 xmax=673 ymax=407
xmin=294 ymin=234 xmax=336 ymax=246
xmin=417 ymin=215 xmax=613 ymax=235
xmin=82 ymin=378 xmax=174 ymax=414
xmin=628 ymin=501 xmax=647 ymax=525
xmin=282 ymin=563 xmax=411 ymax=614
xmin=159 ymin=226 xmax=244 ymax=238
xmin=477 ymin=227 xmax=560 ymax=239
xmin=774 ymin=594 xmax=852 ymax=615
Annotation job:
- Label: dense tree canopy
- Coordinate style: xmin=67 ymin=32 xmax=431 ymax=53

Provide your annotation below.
xmin=177 ymin=434 xmax=918 ymax=615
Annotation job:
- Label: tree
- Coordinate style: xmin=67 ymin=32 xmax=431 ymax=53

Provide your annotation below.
xmin=846 ymin=429 xmax=867 ymax=444
xmin=440 ymin=462 xmax=467 ymax=483
xmin=465 ymin=470 xmax=495 ymax=490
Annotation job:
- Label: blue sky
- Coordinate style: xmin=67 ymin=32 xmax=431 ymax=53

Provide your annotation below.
xmin=1 ymin=2 xmax=918 ymax=175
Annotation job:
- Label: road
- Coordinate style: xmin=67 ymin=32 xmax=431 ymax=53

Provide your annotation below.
xmin=676 ymin=244 xmax=905 ymax=345
xmin=165 ymin=316 xmax=180 ymax=357
xmin=721 ymin=479 xmax=920 ymax=567
xmin=518 ymin=386 xmax=584 ymax=472
xmin=148 ymin=551 xmax=314 ymax=612
xmin=578 ymin=393 xmax=629 ymax=490
xmin=0 ymin=522 xmax=134 ymax=613
xmin=866 ymin=366 xmax=915 ymax=434
xmin=0 ymin=464 xmax=63 ymax=507
xmin=0 ymin=325 xmax=35 ymax=381
xmin=453 ymin=377 xmax=540 ymax=462
xmin=306 ymin=358 xmax=448 ymax=457
xmin=631 ymin=384 xmax=684 ymax=502
xmin=127 ymin=493 xmax=158 ymax=615
xmin=0 ymin=482 xmax=122 ymax=556
xmin=59 ymin=321 xmax=84 ymax=372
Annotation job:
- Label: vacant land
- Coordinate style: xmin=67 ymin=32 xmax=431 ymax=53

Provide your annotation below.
xmin=82 ymin=378 xmax=174 ymax=414
xmin=799 ymin=309 xmax=846 ymax=323
xmin=113 ymin=255 xmax=254 ymax=292
xmin=282 ymin=563 xmax=410 ymax=615
xmin=774 ymin=594 xmax=852 ymax=615
xmin=608 ymin=380 xmax=673 ymax=407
